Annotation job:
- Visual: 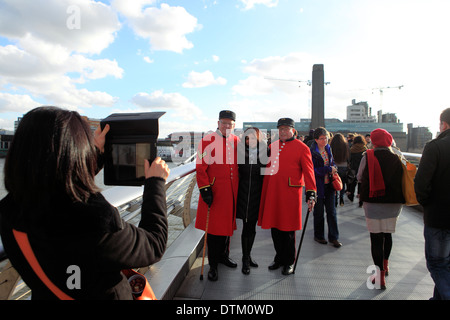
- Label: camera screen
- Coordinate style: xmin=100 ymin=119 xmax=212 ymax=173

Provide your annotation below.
xmin=104 ymin=142 xmax=155 ymax=185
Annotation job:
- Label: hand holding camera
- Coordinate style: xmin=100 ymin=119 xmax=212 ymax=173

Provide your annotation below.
xmin=145 ymin=157 xmax=170 ymax=181
xmin=94 ymin=124 xmax=110 ymax=153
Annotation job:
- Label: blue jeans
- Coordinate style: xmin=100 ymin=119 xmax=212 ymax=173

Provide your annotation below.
xmin=313 ymin=184 xmax=339 ymax=241
xmin=424 ymin=225 xmax=450 ymax=300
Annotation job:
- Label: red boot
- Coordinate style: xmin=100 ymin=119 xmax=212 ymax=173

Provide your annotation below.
xmin=380 ymin=270 xmax=386 ymax=290
xmin=383 ymin=259 xmax=389 ymax=276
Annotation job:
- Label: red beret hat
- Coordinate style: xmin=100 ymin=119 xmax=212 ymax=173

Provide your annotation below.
xmin=370 ymin=128 xmax=393 ymax=147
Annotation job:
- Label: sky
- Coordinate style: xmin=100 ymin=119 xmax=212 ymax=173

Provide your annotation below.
xmin=1 ymin=0 xmax=450 ymax=139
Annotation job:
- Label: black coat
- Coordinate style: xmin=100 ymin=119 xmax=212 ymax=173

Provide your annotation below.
xmin=415 ymin=129 xmax=450 ymax=229
xmin=360 ymin=148 xmax=404 ymax=204
xmin=0 ymin=177 xmax=168 ymax=300
xmin=236 ymin=142 xmax=267 ymax=223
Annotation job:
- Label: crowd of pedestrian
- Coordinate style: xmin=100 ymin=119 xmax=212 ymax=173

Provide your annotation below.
xmin=0 ymin=106 xmax=447 ymax=300
xmin=195 ymin=109 xmax=449 ymax=300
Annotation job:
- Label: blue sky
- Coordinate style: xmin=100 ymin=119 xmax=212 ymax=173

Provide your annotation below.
xmin=1 ymin=0 xmax=449 ymax=138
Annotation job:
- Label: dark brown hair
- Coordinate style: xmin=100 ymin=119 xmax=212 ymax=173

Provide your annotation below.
xmin=243 ymin=127 xmax=262 ymax=142
xmin=313 ymin=127 xmax=329 ymax=140
xmin=330 ymin=133 xmax=349 ymax=163
xmin=4 ymin=106 xmax=100 ymax=205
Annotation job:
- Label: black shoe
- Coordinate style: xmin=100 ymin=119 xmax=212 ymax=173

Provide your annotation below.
xmin=242 ymin=258 xmax=250 ymax=275
xmin=208 ymin=267 xmax=218 ymax=281
xmin=249 ymin=256 xmax=258 ymax=268
xmin=220 ymin=256 xmax=237 ymax=268
xmin=314 ymin=237 xmax=327 ymax=244
xmin=268 ymin=261 xmax=281 ymax=270
xmin=282 ymin=264 xmax=294 ymax=275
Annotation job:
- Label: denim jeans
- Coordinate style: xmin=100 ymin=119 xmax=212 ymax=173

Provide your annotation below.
xmin=424 ymin=225 xmax=450 ymax=300
xmin=313 ymin=184 xmax=339 ymax=241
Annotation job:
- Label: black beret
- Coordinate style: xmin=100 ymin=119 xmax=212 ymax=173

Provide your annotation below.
xmin=219 ymin=110 xmax=236 ymax=121
xmin=277 ymin=117 xmax=295 ymax=128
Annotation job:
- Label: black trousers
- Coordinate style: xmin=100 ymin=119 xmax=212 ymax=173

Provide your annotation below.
xmin=207 ymin=234 xmax=230 ymax=268
xmin=271 ymin=228 xmax=296 ymax=266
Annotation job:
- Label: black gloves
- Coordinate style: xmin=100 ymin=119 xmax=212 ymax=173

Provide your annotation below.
xmin=305 ymin=190 xmax=317 ymax=203
xmin=200 ymin=186 xmax=213 ymax=207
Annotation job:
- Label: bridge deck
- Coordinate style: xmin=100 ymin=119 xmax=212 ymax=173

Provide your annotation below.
xmin=174 ymin=200 xmax=434 ymax=300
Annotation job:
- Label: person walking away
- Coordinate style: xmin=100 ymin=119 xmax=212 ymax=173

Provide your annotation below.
xmin=414 ymin=108 xmax=450 ymax=300
xmin=330 ymin=133 xmax=350 ymax=207
xmin=347 ymin=135 xmax=367 ymax=205
xmin=236 ymin=127 xmax=267 ymax=275
xmin=310 ymin=127 xmax=342 ymax=248
xmin=258 ymin=118 xmax=316 ymax=275
xmin=0 ymin=106 xmax=170 ymax=299
xmin=357 ymin=128 xmax=404 ymax=289
xmin=195 ymin=110 xmax=239 ymax=281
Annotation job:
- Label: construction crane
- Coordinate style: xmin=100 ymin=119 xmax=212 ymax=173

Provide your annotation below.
xmin=371 ymin=85 xmax=404 ymax=110
xmin=371 ymin=85 xmax=403 ymax=95
xmin=264 ymin=77 xmax=330 ymax=87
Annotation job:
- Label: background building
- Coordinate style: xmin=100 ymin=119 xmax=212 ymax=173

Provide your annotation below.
xmin=244 ymin=99 xmax=408 ymax=150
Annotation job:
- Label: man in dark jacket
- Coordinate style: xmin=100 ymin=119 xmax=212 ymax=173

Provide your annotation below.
xmin=415 ymin=108 xmax=450 ymax=300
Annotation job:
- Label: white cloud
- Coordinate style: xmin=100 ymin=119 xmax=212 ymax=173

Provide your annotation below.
xmin=113 ymin=1 xmax=201 ymax=53
xmin=0 ymin=39 xmax=122 ymax=109
xmin=0 ymin=93 xmax=41 ymax=113
xmin=182 ymin=71 xmax=227 ymax=88
xmin=233 ymin=52 xmax=316 ymax=97
xmin=232 ymin=76 xmax=274 ymax=96
xmin=239 ymin=0 xmax=279 ymax=10
xmin=243 ymin=52 xmax=316 ymax=79
xmin=212 ymin=55 xmax=220 ymax=62
xmin=131 ymin=90 xmax=203 ymax=120
xmin=0 ymin=0 xmax=120 ymax=55
xmin=143 ymin=56 xmax=154 ymax=64
xmin=0 ymin=0 xmax=123 ymax=113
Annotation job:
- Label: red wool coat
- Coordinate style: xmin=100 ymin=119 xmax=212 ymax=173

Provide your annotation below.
xmin=195 ymin=131 xmax=239 ymax=236
xmin=258 ymin=139 xmax=316 ymax=232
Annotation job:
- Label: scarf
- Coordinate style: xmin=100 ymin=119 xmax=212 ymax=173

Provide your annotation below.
xmin=350 ymin=143 xmax=367 ymax=153
xmin=366 ymin=149 xmax=385 ymax=198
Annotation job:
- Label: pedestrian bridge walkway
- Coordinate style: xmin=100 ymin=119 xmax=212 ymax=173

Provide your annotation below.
xmin=174 ymin=201 xmax=434 ymax=300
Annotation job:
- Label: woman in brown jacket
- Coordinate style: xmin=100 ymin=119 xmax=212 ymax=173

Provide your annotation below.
xmin=0 ymin=106 xmax=169 ymax=299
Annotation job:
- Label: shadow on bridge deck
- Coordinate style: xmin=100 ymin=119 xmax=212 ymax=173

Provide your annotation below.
xmin=173 ymin=200 xmax=434 ymax=300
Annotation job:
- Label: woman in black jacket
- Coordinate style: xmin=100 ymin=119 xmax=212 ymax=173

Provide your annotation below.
xmin=236 ymin=127 xmax=267 ymax=275
xmin=357 ymin=128 xmax=404 ymax=290
xmin=0 ymin=106 xmax=169 ymax=299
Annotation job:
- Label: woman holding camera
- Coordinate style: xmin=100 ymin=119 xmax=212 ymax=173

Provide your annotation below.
xmin=0 ymin=106 xmax=170 ymax=299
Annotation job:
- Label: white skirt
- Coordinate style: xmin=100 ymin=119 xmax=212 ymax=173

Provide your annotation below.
xmin=365 ymin=217 xmax=399 ymax=233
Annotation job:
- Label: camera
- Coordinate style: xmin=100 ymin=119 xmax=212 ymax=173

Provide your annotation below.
xmin=100 ymin=111 xmax=165 ymax=186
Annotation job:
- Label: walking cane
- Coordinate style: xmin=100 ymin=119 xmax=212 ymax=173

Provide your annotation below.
xmin=199 ymin=206 xmax=211 ymax=280
xmin=293 ymin=207 xmax=311 ymax=274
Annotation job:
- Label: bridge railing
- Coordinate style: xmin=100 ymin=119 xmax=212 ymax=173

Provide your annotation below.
xmin=0 ymin=156 xmax=198 ymax=300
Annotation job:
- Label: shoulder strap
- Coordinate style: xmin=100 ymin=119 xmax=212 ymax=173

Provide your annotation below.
xmin=12 ymin=229 xmax=74 ymax=300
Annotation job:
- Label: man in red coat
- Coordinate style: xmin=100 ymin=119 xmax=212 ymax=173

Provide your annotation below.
xmin=258 ymin=118 xmax=317 ymax=275
xmin=195 ymin=110 xmax=239 ymax=281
